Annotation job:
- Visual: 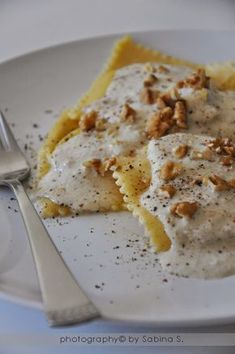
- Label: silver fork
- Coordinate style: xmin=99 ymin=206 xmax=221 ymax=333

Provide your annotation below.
xmin=0 ymin=111 xmax=100 ymax=326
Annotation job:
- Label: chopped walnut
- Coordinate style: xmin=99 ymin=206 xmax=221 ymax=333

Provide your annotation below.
xmin=146 ymin=107 xmax=173 ymax=138
xmin=190 ymin=148 xmax=214 ymax=161
xmin=157 ymin=65 xmax=170 ymax=73
xmin=79 ymin=111 xmax=97 ymax=131
xmin=229 ymin=179 xmax=235 ymax=189
xmin=159 ymin=87 xmax=180 ymax=107
xmin=146 ymin=113 xmax=170 ymax=139
xmin=206 ymin=137 xmax=235 ymax=157
xmin=207 ymin=175 xmax=235 ymax=191
xmin=144 ymin=74 xmax=158 ymax=87
xmin=161 ymin=106 xmax=174 ymax=121
xmin=177 ymin=68 xmax=210 ymax=90
xmin=120 ymin=103 xmax=136 ymax=123
xmin=220 ymin=155 xmax=234 ymax=166
xmin=83 ymin=158 xmax=103 ymax=175
xmin=159 ymin=184 xmax=176 ymax=198
xmin=170 ymin=87 xmax=180 ymax=100
xmin=103 ymin=157 xmax=117 ymax=172
xmin=201 ymin=149 xmax=215 ymax=161
xmin=173 ymin=101 xmax=187 ymax=128
xmin=159 ymin=160 xmax=183 ymax=181
xmin=170 ymin=201 xmax=198 ymax=218
xmin=83 ymin=157 xmax=116 ymax=176
xmin=139 ymin=87 xmax=159 ymax=104
xmin=159 ymin=92 xmax=176 ymax=108
xmin=156 ymin=97 xmax=167 ymax=109
xmin=176 ymin=80 xmax=185 ymax=89
xmin=224 ymin=146 xmax=235 ymax=157
xmin=173 ymin=144 xmax=188 ymax=159
xmin=193 ymin=68 xmax=210 ymax=89
xmin=207 ymin=174 xmax=230 ymax=191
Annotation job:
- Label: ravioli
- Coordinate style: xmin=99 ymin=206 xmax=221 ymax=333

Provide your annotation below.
xmin=37 ymin=36 xmax=235 ymax=217
xmin=141 ymin=134 xmax=235 ymax=278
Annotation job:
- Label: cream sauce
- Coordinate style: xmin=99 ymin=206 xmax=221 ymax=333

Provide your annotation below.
xmin=38 ymin=63 xmax=235 ymax=265
xmin=38 ymin=134 xmax=122 ymax=211
xmin=38 ymin=63 xmax=195 ymax=210
xmin=141 ymin=134 xmax=235 ymax=278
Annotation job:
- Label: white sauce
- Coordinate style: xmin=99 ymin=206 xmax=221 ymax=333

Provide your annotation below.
xmin=182 ymin=89 xmax=235 ymax=140
xmin=38 ymin=62 xmax=235 ymax=278
xmin=38 ymin=63 xmax=194 ymax=210
xmin=38 ymin=134 xmax=122 ymax=212
xmin=141 ymin=134 xmax=235 ymax=279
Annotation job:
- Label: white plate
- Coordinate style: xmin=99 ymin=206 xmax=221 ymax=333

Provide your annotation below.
xmin=1 ymin=30 xmax=235 ymax=327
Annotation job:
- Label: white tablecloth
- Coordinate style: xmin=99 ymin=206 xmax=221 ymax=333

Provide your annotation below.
xmin=1 ymin=1 xmax=235 ymax=353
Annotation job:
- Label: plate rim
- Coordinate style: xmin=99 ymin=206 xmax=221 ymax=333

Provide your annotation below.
xmin=2 ymin=289 xmax=235 ymax=328
xmin=1 ymin=28 xmax=235 ymax=67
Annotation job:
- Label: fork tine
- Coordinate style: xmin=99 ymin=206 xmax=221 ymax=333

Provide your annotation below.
xmin=0 ymin=111 xmax=20 ymax=151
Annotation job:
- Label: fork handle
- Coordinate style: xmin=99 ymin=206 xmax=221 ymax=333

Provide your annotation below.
xmin=7 ymin=179 xmax=100 ymax=326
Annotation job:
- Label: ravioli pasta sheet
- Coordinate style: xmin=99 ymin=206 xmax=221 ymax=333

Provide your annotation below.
xmin=38 ymin=36 xmax=200 ymax=177
xmin=114 ymin=152 xmax=171 ymax=251
xmin=37 ymin=35 xmax=235 ymax=218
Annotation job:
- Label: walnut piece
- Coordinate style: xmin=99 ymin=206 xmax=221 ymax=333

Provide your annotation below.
xmin=159 ymin=92 xmax=176 ymax=108
xmin=207 ymin=174 xmax=231 ymax=191
xmin=177 ymin=68 xmax=210 ymax=90
xmin=159 ymin=160 xmax=183 ymax=181
xmin=83 ymin=157 xmax=117 ymax=176
xmin=139 ymin=87 xmax=159 ymax=104
xmin=156 ymin=97 xmax=167 ymax=109
xmin=173 ymin=144 xmax=188 ymax=159
xmin=143 ymin=74 xmax=158 ymax=87
xmin=120 ymin=103 xmax=136 ymax=123
xmin=229 ymin=179 xmax=235 ymax=189
xmin=146 ymin=115 xmax=170 ymax=139
xmin=220 ymin=156 xmax=234 ymax=166
xmin=173 ymin=101 xmax=187 ymax=128
xmin=206 ymin=138 xmax=235 ymax=168
xmin=155 ymin=90 xmax=188 ymax=132
xmin=190 ymin=148 xmax=214 ymax=161
xmin=170 ymin=201 xmax=198 ymax=218
xmin=160 ymin=107 xmax=174 ymax=121
xmin=79 ymin=111 xmax=97 ymax=131
xmin=169 ymin=87 xmax=180 ymax=100
xmin=193 ymin=175 xmax=235 ymax=192
xmin=146 ymin=107 xmax=173 ymax=138
xmin=146 ymin=118 xmax=171 ymax=138
xmin=159 ymin=184 xmax=176 ymax=198
xmin=83 ymin=158 xmax=103 ymax=175
xmin=206 ymin=137 xmax=235 ymax=157
xmin=103 ymin=157 xmax=117 ymax=172
xmin=224 ymin=146 xmax=235 ymax=156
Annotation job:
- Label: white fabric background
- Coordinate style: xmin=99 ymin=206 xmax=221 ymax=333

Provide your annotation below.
xmin=0 ymin=1 xmax=235 ymax=353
